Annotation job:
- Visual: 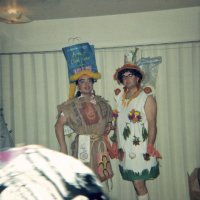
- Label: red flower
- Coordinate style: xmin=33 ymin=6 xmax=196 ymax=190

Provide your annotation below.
xmin=143 ymin=87 xmax=152 ymax=94
xmin=112 ymin=110 xmax=119 ymax=119
xmin=114 ymin=88 xmax=121 ymax=95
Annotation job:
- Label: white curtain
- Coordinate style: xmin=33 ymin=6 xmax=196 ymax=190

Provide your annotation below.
xmin=0 ymin=42 xmax=200 ymax=200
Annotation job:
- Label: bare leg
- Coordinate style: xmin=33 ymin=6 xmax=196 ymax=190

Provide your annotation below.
xmin=132 ymin=180 xmax=149 ymax=200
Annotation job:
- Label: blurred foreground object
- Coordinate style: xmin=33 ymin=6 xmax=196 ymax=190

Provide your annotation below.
xmin=188 ymin=168 xmax=200 ymax=200
xmin=0 ymin=145 xmax=108 ymax=200
xmin=0 ymin=108 xmax=14 ymax=150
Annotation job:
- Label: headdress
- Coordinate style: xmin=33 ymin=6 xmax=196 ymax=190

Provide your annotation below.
xmin=62 ymin=42 xmax=101 ymax=99
xmin=113 ymin=48 xmax=144 ymax=84
xmin=114 ymin=48 xmax=162 ymax=96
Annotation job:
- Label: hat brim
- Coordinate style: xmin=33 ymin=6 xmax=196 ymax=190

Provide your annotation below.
xmin=70 ymin=69 xmax=101 ymax=82
xmin=113 ymin=63 xmax=144 ymax=84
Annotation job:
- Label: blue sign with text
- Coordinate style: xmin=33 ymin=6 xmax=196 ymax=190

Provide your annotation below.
xmin=62 ymin=43 xmax=98 ymax=81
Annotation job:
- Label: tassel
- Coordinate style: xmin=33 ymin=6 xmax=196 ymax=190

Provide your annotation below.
xmin=68 ymin=83 xmax=76 ymax=99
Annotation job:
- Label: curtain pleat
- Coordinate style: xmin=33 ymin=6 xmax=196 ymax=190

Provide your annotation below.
xmin=0 ymin=42 xmax=200 ymax=200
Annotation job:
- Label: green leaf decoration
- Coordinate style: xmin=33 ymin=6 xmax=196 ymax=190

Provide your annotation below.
xmin=123 ymin=124 xmax=131 ymax=140
xmin=110 ymin=131 xmax=117 ymax=143
xmin=142 ymin=126 xmax=148 ymax=141
xmin=133 ymin=135 xmax=140 ymax=145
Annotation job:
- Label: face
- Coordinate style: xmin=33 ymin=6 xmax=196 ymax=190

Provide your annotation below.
xmin=122 ymin=71 xmax=139 ymax=89
xmin=77 ymin=75 xmax=94 ymax=95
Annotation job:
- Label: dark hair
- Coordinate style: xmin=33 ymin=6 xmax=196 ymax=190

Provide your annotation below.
xmin=75 ymin=91 xmax=81 ymax=97
xmin=118 ymin=68 xmax=143 ymax=84
xmin=75 ymin=90 xmax=96 ymax=98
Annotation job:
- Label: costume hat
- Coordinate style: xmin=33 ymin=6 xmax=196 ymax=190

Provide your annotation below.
xmin=113 ymin=49 xmax=144 ymax=84
xmin=62 ymin=42 xmax=101 ymax=99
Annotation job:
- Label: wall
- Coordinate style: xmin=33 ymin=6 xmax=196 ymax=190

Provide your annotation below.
xmin=0 ymin=7 xmax=199 ymax=53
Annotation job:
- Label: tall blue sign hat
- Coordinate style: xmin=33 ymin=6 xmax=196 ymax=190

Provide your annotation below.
xmin=62 ymin=42 xmax=101 ymax=99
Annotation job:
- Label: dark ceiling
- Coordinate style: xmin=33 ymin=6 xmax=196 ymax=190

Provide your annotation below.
xmin=0 ymin=0 xmax=200 ymax=21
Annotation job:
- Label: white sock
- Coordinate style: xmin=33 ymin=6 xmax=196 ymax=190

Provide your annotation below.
xmin=138 ymin=193 xmax=149 ymax=200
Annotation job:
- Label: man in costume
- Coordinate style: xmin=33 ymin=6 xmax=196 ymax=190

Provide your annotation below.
xmin=55 ymin=43 xmax=113 ymax=182
xmin=113 ymin=61 xmax=161 ymax=200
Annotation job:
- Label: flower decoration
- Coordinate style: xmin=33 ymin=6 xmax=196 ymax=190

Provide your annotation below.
xmin=133 ymin=135 xmax=140 ymax=145
xmin=109 ymin=109 xmax=119 ymax=143
xmin=128 ymin=109 xmax=142 ymax=123
xmin=143 ymin=87 xmax=152 ymax=94
xmin=112 ymin=109 xmax=119 ymax=122
xmin=143 ymin=153 xmax=150 ymax=161
xmin=114 ymin=88 xmax=121 ymax=95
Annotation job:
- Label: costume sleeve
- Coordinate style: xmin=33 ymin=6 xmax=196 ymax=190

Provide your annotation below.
xmin=56 ymin=101 xmax=70 ymax=126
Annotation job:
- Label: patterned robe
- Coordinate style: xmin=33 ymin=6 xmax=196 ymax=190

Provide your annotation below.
xmin=57 ymin=95 xmax=113 ymax=177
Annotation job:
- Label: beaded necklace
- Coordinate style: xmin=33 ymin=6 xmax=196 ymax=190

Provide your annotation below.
xmin=122 ymin=87 xmax=142 ymax=107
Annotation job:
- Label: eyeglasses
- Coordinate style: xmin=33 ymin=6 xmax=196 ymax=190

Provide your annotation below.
xmin=122 ymin=73 xmax=134 ymax=80
xmin=78 ymin=78 xmax=93 ymax=84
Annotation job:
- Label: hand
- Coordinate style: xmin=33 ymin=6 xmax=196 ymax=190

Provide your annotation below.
xmin=60 ymin=146 xmax=68 ymax=154
xmin=103 ymin=135 xmax=118 ymax=159
xmin=111 ymin=143 xmax=118 ymax=159
xmin=104 ymin=122 xmax=113 ymax=135
xmin=147 ymin=144 xmax=162 ymax=158
xmin=103 ymin=134 xmax=110 ymax=145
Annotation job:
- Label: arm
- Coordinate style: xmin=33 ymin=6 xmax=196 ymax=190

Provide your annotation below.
xmin=144 ymin=95 xmax=157 ymax=145
xmin=55 ymin=113 xmax=68 ymax=154
xmin=144 ymin=95 xmax=161 ymax=158
xmin=104 ymin=103 xmax=114 ymax=135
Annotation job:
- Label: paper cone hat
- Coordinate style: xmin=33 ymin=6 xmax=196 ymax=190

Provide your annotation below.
xmin=62 ymin=42 xmax=101 ymax=99
xmin=113 ymin=49 xmax=144 ymax=84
